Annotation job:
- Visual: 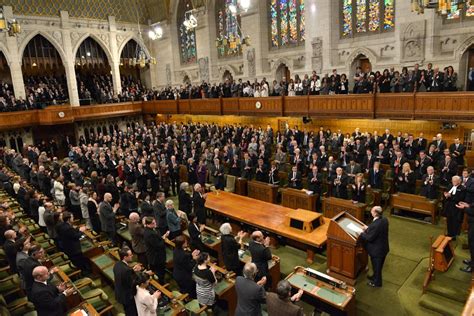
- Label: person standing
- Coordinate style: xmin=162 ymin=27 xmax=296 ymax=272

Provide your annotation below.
xmin=143 ymin=217 xmax=169 ymax=284
xmin=359 ymin=206 xmax=389 ymax=288
xmin=99 ymin=192 xmax=119 ymax=245
xmin=457 ymin=201 xmax=474 ymax=272
xmin=114 ymin=247 xmax=143 ymax=316
xmin=134 ymin=272 xmax=162 ymax=316
xmin=266 ymin=280 xmax=304 ymax=316
xmin=220 ymin=223 xmax=246 ymax=276
xmin=248 ymin=231 xmax=272 ymax=289
xmin=129 ymin=212 xmax=147 ymax=266
xmin=235 ymin=262 xmax=267 ymax=316
xmin=443 ymin=176 xmax=466 ymax=239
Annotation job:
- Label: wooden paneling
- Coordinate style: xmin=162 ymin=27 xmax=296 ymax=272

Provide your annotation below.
xmin=375 ymin=93 xmax=415 ymax=119
xmin=308 ymin=95 xmax=374 ymax=119
xmin=415 ymin=92 xmax=474 ymax=121
xmin=73 ymin=102 xmax=141 ymax=121
xmin=0 ymin=110 xmax=39 ymax=130
xmin=178 ymin=99 xmax=191 ymax=114
xmin=142 ymin=100 xmax=178 ymax=114
xmin=38 ymin=105 xmax=74 ymax=125
xmin=222 ymin=98 xmax=240 ymax=115
xmin=238 ymin=97 xmax=283 ymax=116
xmin=283 ymin=96 xmax=309 ymax=116
xmin=189 ymin=98 xmax=222 ymax=115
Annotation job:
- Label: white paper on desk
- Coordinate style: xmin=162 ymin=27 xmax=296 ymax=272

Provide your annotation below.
xmin=347 ymin=223 xmax=363 ymax=234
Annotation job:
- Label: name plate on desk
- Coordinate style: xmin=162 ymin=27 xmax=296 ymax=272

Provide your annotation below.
xmin=286 ymin=209 xmax=323 ymax=233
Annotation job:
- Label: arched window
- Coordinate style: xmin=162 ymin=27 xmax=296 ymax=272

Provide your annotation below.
xmin=216 ymin=0 xmax=243 ymax=58
xmin=269 ymin=0 xmax=305 ymax=49
xmin=444 ymin=1 xmax=474 ymax=20
xmin=178 ymin=0 xmax=197 ymax=64
xmin=341 ymin=0 xmax=394 ymax=38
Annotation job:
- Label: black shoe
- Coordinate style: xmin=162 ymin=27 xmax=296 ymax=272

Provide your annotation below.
xmin=367 ymin=281 xmax=381 ymax=288
xmin=463 ymin=259 xmax=472 ymax=265
xmin=460 ymin=266 xmax=472 ymax=273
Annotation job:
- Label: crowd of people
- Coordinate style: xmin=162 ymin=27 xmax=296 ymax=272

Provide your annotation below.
xmin=0 ymin=119 xmax=473 ymax=314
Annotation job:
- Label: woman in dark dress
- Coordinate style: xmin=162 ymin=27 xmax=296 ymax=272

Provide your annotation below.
xmin=148 ymin=161 xmax=161 ymax=194
xmin=396 ymin=162 xmax=416 ymax=194
xmin=172 ymin=236 xmax=199 ymax=298
xmin=87 ymin=191 xmax=101 ymax=233
xmin=193 ymin=252 xmax=217 ymax=309
xmin=187 ymin=213 xmax=205 ymax=252
xmin=219 ymin=222 xmax=246 ymax=276
xmin=187 ymin=158 xmax=197 ymax=185
xmin=178 ymin=182 xmax=192 ymax=215
xmin=196 ymin=159 xmax=207 ymax=187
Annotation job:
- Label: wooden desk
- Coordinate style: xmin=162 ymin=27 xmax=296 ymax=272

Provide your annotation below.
xmin=463 ymin=286 xmax=474 ymax=316
xmin=390 ymin=193 xmax=438 ymax=223
xmin=247 ymin=180 xmax=278 ymax=204
xmin=52 ymin=268 xmax=83 ymax=310
xmin=207 ymin=263 xmax=238 ymax=316
xmin=68 ymin=302 xmax=99 ymax=316
xmin=286 ymin=266 xmax=356 ymax=316
xmin=149 ymin=279 xmax=187 ymax=316
xmin=281 ymin=188 xmax=318 ymax=211
xmin=235 ymin=178 xmax=248 ymax=196
xmin=322 ymin=197 xmax=366 ymax=222
xmin=205 ymin=191 xmax=329 ymax=263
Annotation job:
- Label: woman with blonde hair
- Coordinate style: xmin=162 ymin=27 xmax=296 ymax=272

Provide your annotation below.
xmin=351 ymin=173 xmax=366 ymax=203
xmin=397 ymin=162 xmax=415 ymax=194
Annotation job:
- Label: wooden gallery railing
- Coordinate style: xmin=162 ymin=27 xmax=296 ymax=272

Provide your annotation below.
xmin=0 ymin=92 xmax=473 ymax=130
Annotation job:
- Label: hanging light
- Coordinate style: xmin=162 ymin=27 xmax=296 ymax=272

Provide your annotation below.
xmin=148 ymin=23 xmax=163 ymax=40
xmin=240 ymin=0 xmax=251 ymax=12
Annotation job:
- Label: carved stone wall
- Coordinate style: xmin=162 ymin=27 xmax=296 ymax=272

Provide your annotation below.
xmin=400 ymin=21 xmax=426 ymax=63
xmin=198 ymin=57 xmax=210 ymax=82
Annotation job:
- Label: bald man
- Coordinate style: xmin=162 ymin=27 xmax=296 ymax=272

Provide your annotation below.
xmin=128 ymin=212 xmax=147 ymax=265
xmin=3 ymin=229 xmax=17 ymax=272
xmin=29 ymin=266 xmax=74 ymax=316
xmin=248 ymin=231 xmax=272 ymax=289
xmin=99 ymin=193 xmax=120 ymax=245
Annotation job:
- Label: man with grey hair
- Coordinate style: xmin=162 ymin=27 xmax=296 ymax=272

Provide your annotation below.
xmin=360 ymin=206 xmax=389 ymax=288
xmin=235 ymin=262 xmax=267 ymax=316
xmin=193 ymin=183 xmax=206 ymax=224
xmin=266 ymin=280 xmax=304 ymax=316
xmin=128 ymin=212 xmax=147 ymax=265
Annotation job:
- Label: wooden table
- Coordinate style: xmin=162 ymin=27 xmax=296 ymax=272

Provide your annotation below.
xmin=235 ymin=178 xmax=248 ymax=196
xmin=322 ymin=197 xmax=366 ymax=222
xmin=68 ymin=302 xmax=99 ymax=316
xmin=281 ymin=188 xmax=318 ymax=211
xmin=286 ymin=266 xmax=356 ymax=316
xmin=205 ymin=191 xmax=329 ymax=263
xmin=247 ymin=180 xmax=279 ymax=204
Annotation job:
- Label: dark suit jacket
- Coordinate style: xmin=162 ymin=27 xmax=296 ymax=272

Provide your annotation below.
xmin=248 ymin=241 xmax=272 ymax=279
xmin=330 ymin=174 xmax=349 ymax=199
xmin=192 ymin=192 xmax=206 ymax=224
xmin=307 ymin=172 xmax=322 ymax=194
xmin=30 ymin=281 xmax=67 ymax=316
xmin=153 ymin=200 xmax=168 ymax=233
xmin=360 ymin=216 xmax=389 ymax=258
xmin=188 ymin=222 xmax=204 ymax=251
xmin=3 ymin=239 xmax=17 ymax=273
xmin=221 ymin=234 xmax=241 ymax=272
xmin=420 ymin=174 xmax=439 ymax=200
xmin=235 ymin=276 xmax=266 ymax=316
xmin=113 ymin=260 xmax=135 ymax=305
xmin=288 ymin=171 xmax=302 ymax=189
xmin=21 ymin=257 xmax=41 ymax=292
xmin=99 ymin=201 xmax=115 ymax=233
xmin=178 ymin=190 xmax=192 ymax=214
xmin=211 ymin=164 xmax=225 ymax=188
xmin=449 ymin=143 xmax=466 ymax=166
xmin=368 ymin=169 xmax=383 ymax=190
xmin=143 ymin=227 xmax=166 ymax=265
xmin=266 ymin=292 xmax=303 ymax=316
xmin=55 ymin=222 xmax=83 ymax=257
xmin=172 ymin=248 xmax=195 ymax=286
xmin=444 ymin=185 xmax=466 ymax=221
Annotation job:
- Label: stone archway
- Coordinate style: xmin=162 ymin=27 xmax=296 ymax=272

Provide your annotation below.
xmin=275 ymin=63 xmax=290 ymax=82
xmin=222 ymin=70 xmax=233 ymax=82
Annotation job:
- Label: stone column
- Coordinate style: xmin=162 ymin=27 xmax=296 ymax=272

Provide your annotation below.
xmin=3 ymin=6 xmax=25 ymax=99
xmin=108 ymin=16 xmax=122 ymax=94
xmin=59 ymin=11 xmax=80 ymax=106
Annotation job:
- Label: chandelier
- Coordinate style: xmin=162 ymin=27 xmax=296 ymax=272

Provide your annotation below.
xmin=148 ymin=24 xmax=163 ymax=40
xmin=215 ymin=0 xmax=251 ymax=56
xmin=0 ymin=9 xmax=21 ymax=37
xmin=411 ymin=0 xmax=470 ymax=15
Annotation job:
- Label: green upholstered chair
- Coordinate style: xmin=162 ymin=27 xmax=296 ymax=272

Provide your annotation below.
xmin=184 ymin=299 xmax=208 ymax=315
xmin=0 ymin=274 xmax=21 ymax=297
xmin=82 ymin=288 xmax=114 ymax=315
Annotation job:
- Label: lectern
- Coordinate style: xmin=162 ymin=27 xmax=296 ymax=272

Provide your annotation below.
xmin=327 ymin=211 xmax=368 ymax=285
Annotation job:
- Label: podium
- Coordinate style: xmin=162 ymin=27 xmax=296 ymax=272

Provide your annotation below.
xmin=327 ymin=211 xmax=368 ymax=285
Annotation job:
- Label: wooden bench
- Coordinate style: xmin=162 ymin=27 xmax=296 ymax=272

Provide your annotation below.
xmin=247 ymin=180 xmax=279 ymax=204
xmin=281 ymin=188 xmax=318 ymax=212
xmin=390 ymin=192 xmax=438 ymax=223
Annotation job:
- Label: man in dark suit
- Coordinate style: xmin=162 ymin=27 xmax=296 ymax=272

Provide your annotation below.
xmin=415 ymin=133 xmax=427 ymax=154
xmin=3 ymin=229 xmax=18 ymax=273
xmin=359 ymin=206 xmax=389 ymax=288
xmin=362 ymin=149 xmax=376 ymax=173
xmin=29 ymin=266 xmax=74 ymax=316
xmin=113 ymin=247 xmax=143 ymax=316
xmin=235 ymin=262 xmax=267 ymax=316
xmin=266 ymin=280 xmax=304 ymax=316
xmin=143 ymin=217 xmax=169 ymax=283
xmin=415 ymin=151 xmax=432 ymax=179
xmin=192 ymin=184 xmax=207 ymax=225
xmin=375 ymin=143 xmax=390 ymax=164
xmin=420 ymin=166 xmax=439 ymax=200
xmin=21 ymin=245 xmax=54 ymax=297
xmin=248 ymin=231 xmax=272 ymax=289
xmin=55 ymin=212 xmax=89 ymax=272
xmin=456 ymin=201 xmax=474 ymax=273
xmin=330 ymin=167 xmax=348 ymax=199
xmin=254 ymin=159 xmax=268 ymax=183
xmin=368 ymin=162 xmax=383 ymax=190
xmin=443 ymin=176 xmax=466 ymax=239
xmin=99 ymin=192 xmax=119 ymax=245
xmin=241 ymin=152 xmax=254 ymax=179
xmin=449 ymin=138 xmax=465 ymax=167
xmin=212 ymin=158 xmax=225 ymax=190
xmin=433 ymin=133 xmax=447 ymax=159
xmin=153 ymin=192 xmax=168 ymax=234
xmin=307 ymin=165 xmax=322 ymax=197
xmin=288 ymin=165 xmax=302 ymax=189
xmin=440 ymin=155 xmax=458 ymax=186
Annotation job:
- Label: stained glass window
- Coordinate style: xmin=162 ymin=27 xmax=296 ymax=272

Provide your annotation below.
xmin=341 ymin=0 xmax=394 ymax=37
xmin=178 ymin=0 xmax=197 ymax=64
xmin=216 ymin=0 xmax=243 ymax=58
xmin=268 ymin=0 xmax=305 ymax=49
xmin=445 ymin=1 xmax=474 ymax=20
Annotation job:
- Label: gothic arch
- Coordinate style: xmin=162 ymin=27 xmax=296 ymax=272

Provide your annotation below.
xmin=218 ymin=65 xmax=235 ymax=80
xmin=72 ymin=33 xmax=113 ymax=65
xmin=455 ymin=35 xmax=474 ymax=61
xmin=18 ymin=31 xmax=67 ymax=66
xmin=118 ymin=36 xmax=152 ymax=60
xmin=271 ymin=57 xmax=292 ymax=79
xmin=345 ymin=48 xmax=377 ymax=70
xmin=0 ymin=44 xmax=10 ymax=66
